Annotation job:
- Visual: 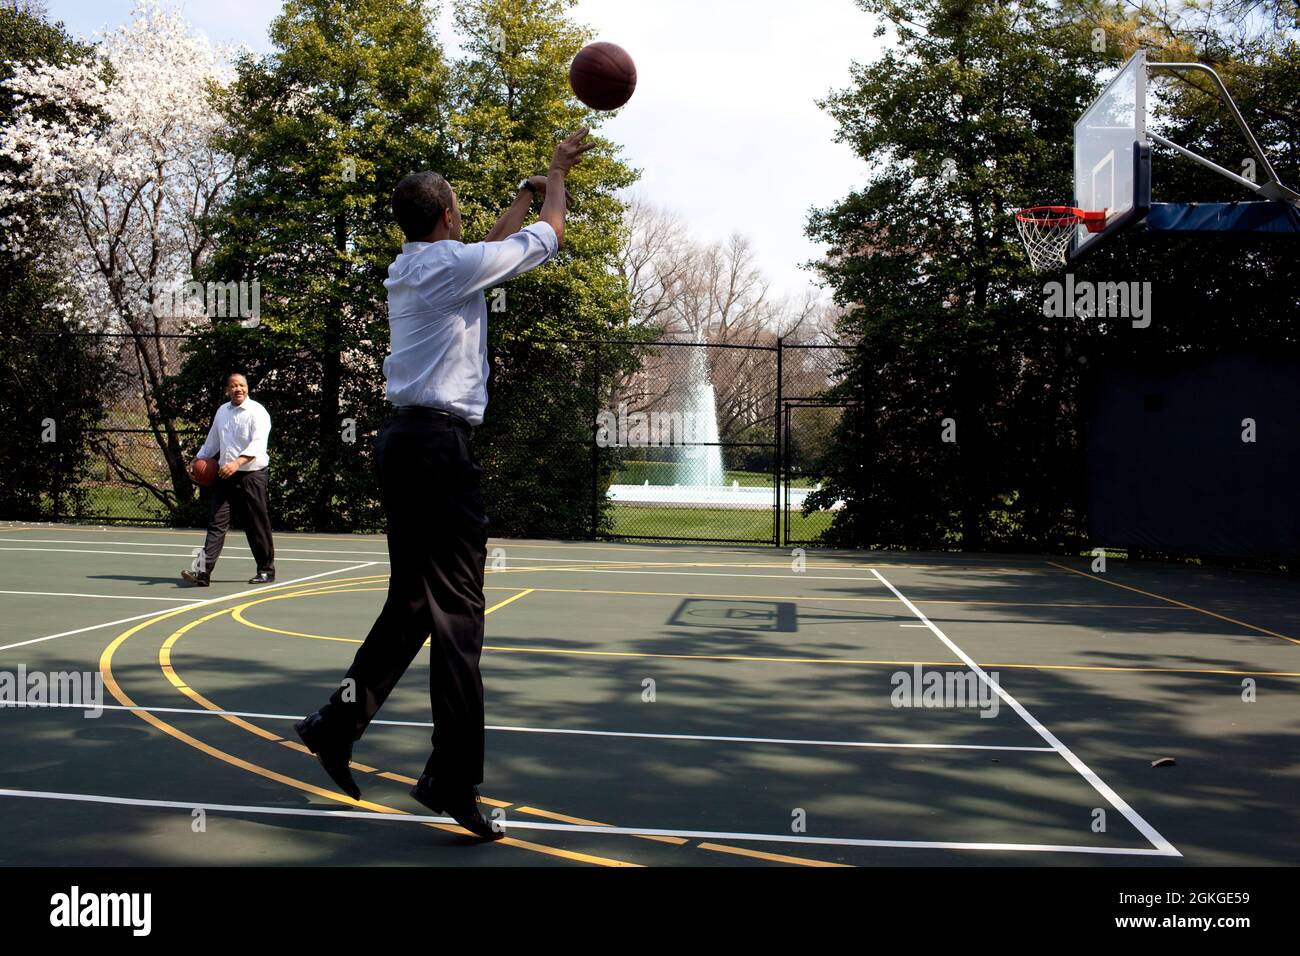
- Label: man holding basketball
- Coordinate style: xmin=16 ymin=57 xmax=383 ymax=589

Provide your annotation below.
xmin=181 ymin=372 xmax=276 ymax=587
xmin=295 ymin=129 xmax=595 ymax=840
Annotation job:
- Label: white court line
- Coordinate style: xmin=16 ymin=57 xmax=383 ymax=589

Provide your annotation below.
xmin=497 ymin=567 xmax=882 ymax=582
xmin=0 ymin=537 xmax=884 ymax=571
xmin=869 ymin=567 xmax=1181 ymax=858
xmin=0 ymin=701 xmax=1055 ymax=753
xmin=0 ymin=537 xmax=392 ymax=557
xmin=0 ymin=562 xmax=377 ymax=654
xmin=0 ymin=787 xmax=1176 ymax=856
xmin=0 ymin=547 xmax=362 ymax=564
xmin=0 ymin=590 xmax=195 ymax=603
xmin=0 ymin=544 xmax=887 ymax=582
xmin=0 ymin=538 xmax=816 ymax=570
xmin=485 ymin=725 xmax=1053 ymax=752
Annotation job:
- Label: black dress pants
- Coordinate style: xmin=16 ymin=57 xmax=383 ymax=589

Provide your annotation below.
xmin=319 ymin=413 xmax=489 ymax=785
xmin=201 ymin=466 xmax=275 ymax=576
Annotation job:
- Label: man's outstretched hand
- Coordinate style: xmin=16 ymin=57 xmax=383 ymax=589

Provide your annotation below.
xmin=549 ymin=128 xmax=596 ymax=175
xmin=541 ymin=130 xmax=594 ymax=247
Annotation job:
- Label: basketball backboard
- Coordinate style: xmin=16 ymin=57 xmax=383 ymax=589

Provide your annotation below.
xmin=1071 ymin=51 xmax=1152 ymax=260
xmin=1018 ymin=51 xmax=1298 ymax=271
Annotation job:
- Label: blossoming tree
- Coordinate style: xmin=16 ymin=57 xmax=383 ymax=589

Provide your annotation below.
xmin=0 ymin=0 xmax=237 ymax=514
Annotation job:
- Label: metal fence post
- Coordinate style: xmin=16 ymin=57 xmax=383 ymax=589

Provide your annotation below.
xmin=52 ymin=329 xmax=65 ymax=523
xmin=591 ymin=339 xmax=600 ymax=539
xmin=773 ymin=336 xmax=783 ymax=547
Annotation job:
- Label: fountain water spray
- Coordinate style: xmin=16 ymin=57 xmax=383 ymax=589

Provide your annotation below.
xmin=676 ymin=340 xmax=725 ymax=487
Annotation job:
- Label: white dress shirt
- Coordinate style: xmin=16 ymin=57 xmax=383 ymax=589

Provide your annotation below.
xmin=196 ymin=398 xmax=272 ymax=471
xmin=382 ymin=220 xmax=560 ymax=425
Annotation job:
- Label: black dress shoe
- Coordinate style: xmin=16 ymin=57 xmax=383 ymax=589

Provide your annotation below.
xmin=180 ymin=569 xmax=210 ymax=587
xmin=248 ymin=570 xmax=276 ymax=584
xmin=410 ymin=775 xmax=503 ymax=841
xmin=294 ymin=712 xmax=361 ymax=800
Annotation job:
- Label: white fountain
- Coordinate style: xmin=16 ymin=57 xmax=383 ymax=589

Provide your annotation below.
xmin=675 ymin=342 xmax=726 ymax=488
xmin=605 ymin=339 xmax=835 ymax=511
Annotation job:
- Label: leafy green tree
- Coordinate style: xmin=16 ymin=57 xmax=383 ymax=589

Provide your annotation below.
xmin=448 ymin=0 xmax=639 ymax=537
xmin=0 ymin=5 xmax=107 ymax=521
xmin=810 ymin=0 xmax=1299 ymax=554
xmin=807 ymin=0 xmax=1105 ymax=551
xmin=183 ymin=0 xmax=451 ymax=531
xmin=1070 ymin=8 xmax=1300 ymax=401
xmin=182 ymin=0 xmax=641 ymax=535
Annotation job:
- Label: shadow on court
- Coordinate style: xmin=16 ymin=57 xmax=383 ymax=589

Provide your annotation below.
xmin=0 ymin=526 xmax=1296 ymax=866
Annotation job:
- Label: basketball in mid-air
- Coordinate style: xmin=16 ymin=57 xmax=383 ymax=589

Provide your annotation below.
xmin=569 ymin=42 xmax=636 ymax=111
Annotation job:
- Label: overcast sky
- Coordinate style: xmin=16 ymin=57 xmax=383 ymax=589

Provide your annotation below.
xmin=48 ymin=0 xmax=879 ymax=301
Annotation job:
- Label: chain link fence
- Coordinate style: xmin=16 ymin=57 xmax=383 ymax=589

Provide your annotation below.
xmin=1 ymin=331 xmax=851 ymax=545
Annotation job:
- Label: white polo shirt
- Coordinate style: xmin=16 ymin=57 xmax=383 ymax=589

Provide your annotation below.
xmin=382 ymin=220 xmax=559 ymax=425
xmin=196 ymin=397 xmax=271 ymax=471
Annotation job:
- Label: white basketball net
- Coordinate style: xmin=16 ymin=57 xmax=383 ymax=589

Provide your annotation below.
xmin=1015 ymin=207 xmax=1081 ymax=273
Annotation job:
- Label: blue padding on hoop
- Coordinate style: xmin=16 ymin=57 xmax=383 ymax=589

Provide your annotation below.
xmin=1145 ymin=201 xmax=1300 ymax=233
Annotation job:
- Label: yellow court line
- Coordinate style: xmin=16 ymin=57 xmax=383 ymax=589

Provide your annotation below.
xmin=494 ymin=540 xmax=1074 ymax=571
xmin=230 ymin=581 xmax=1170 ymax=620
xmin=487 ymin=561 xmax=972 ymax=578
xmin=98 ymin=588 xmax=638 ymax=867
xmin=481 ymin=584 xmax=1186 ymax=611
xmin=279 ymin=738 xmax=378 ymax=772
xmin=168 ymin=587 xmax=851 ymax=867
xmin=18 ymin=523 xmax=1079 ymax=571
xmin=503 ymin=559 xmax=910 ymax=572
xmin=211 ymin=582 xmax=854 ymax=865
xmin=958 ymin=661 xmax=1300 ymax=677
xmin=492 ymin=561 xmax=772 ymax=579
xmin=225 ymin=585 xmax=530 ymax=644
xmin=365 ymin=767 xmax=509 ymax=807
xmin=476 ymin=644 xmax=1300 ymax=677
xmin=1046 ymin=561 xmax=1300 ymax=646
xmin=25 ymin=524 xmax=802 ymax=560
xmin=485 ymin=589 xmax=535 ymax=613
xmin=696 ymin=842 xmax=850 ymax=867
xmin=101 ymin=614 xmax=403 ymax=815
xmin=36 ymin=525 xmax=391 ymax=545
xmin=512 ymin=806 xmax=687 ymax=845
xmin=223 ymin=584 xmax=1300 ymax=678
xmin=497 ymin=556 xmax=1061 ymax=574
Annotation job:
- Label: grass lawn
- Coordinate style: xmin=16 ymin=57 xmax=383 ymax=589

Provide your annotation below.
xmin=612 ymin=461 xmax=820 ymax=489
xmin=55 ymin=484 xmax=171 ymax=523
xmin=610 ymin=504 xmax=835 ymax=543
xmin=51 ymin=480 xmax=840 ymax=544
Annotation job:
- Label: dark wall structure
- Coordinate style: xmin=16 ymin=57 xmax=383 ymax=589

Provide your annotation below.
xmin=1085 ymin=350 xmax=1300 ymax=558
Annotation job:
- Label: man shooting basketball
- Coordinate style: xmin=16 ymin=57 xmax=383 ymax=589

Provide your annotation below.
xmin=295 ymin=129 xmax=595 ymax=840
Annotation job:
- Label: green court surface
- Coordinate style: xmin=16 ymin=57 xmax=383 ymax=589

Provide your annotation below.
xmin=0 ymin=521 xmax=1296 ymax=867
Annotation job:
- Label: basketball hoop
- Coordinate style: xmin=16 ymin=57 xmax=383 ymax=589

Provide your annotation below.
xmin=1015 ymin=206 xmax=1107 ymax=272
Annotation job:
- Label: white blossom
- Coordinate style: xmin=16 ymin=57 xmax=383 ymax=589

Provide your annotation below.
xmin=0 ymin=0 xmax=237 ymax=332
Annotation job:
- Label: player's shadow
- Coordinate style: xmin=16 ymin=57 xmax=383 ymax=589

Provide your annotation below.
xmin=90 ymin=573 xmax=200 ymax=588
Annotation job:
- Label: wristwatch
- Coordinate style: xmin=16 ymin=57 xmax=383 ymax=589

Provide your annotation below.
xmin=518 ymin=179 xmax=538 ymax=195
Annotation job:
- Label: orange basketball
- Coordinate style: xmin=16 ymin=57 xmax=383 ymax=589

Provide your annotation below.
xmin=190 ymin=457 xmax=218 ymax=487
xmin=569 ymin=42 xmax=636 ymax=111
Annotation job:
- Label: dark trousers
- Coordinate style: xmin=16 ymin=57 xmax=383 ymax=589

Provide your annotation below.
xmin=319 ymin=414 xmax=489 ymax=784
xmin=201 ymin=466 xmax=275 ymax=576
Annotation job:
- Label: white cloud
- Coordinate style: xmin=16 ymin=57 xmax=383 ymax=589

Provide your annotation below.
xmin=573 ymin=0 xmax=877 ymax=300
xmin=50 ymin=0 xmax=880 ymax=300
